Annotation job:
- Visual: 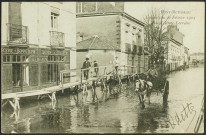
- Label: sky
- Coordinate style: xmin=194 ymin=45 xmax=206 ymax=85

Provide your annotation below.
xmin=124 ymin=2 xmax=205 ymax=54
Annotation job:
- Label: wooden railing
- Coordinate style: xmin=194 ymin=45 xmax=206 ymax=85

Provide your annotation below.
xmin=59 ymin=65 xmax=144 ymax=86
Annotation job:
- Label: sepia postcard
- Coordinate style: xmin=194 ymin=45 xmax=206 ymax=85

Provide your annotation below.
xmin=1 ymin=1 xmax=205 ymax=134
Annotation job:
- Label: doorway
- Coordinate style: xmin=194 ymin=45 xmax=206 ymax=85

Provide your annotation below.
xmin=12 ymin=63 xmax=29 ymax=91
xmin=48 ymin=63 xmax=59 ymax=85
xmin=12 ymin=64 xmax=21 ymax=87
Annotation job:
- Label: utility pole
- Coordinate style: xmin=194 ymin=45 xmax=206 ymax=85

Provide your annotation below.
xmin=95 ymin=2 xmax=98 ymax=12
xmin=80 ymin=2 xmax=83 ymax=13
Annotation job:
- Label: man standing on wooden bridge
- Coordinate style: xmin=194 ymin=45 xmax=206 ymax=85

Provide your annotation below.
xmin=94 ymin=60 xmax=99 ymax=77
xmin=82 ymin=57 xmax=91 ymax=80
xmin=113 ymin=56 xmax=119 ymax=74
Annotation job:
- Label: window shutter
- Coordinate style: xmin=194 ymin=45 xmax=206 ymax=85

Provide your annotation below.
xmin=133 ymin=45 xmax=137 ymax=54
xmin=125 ymin=43 xmax=131 ymax=53
xmin=138 ymin=46 xmax=143 ymax=56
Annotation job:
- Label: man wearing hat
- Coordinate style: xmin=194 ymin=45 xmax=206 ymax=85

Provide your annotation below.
xmin=146 ymin=65 xmax=158 ymax=78
xmin=145 ymin=64 xmax=158 ymax=89
xmin=93 ymin=60 xmax=99 ymax=77
xmin=82 ymin=57 xmax=91 ymax=80
xmin=113 ymin=56 xmax=119 ymax=74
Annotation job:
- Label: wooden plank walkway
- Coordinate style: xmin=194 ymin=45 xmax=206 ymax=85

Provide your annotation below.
xmin=2 ymin=77 xmax=98 ymax=100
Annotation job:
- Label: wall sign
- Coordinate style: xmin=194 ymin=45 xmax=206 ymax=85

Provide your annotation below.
xmin=1 ymin=48 xmax=37 ymax=55
xmin=40 ymin=49 xmax=68 ymax=55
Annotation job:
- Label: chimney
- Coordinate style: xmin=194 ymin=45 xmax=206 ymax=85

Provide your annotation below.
xmin=115 ymin=2 xmax=124 ymax=11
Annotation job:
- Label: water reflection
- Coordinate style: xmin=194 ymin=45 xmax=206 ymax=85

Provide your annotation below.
xmin=10 ymin=109 xmax=20 ymax=122
xmin=10 ymin=115 xmax=31 ymax=133
xmin=136 ymin=103 xmax=168 ymax=133
xmin=1 ymin=67 xmax=204 ymax=133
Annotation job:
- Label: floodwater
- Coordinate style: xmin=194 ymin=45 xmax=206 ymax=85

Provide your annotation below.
xmin=1 ymin=66 xmax=204 ymax=133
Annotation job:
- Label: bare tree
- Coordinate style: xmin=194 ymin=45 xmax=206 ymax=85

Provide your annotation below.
xmin=144 ymin=8 xmax=169 ymax=66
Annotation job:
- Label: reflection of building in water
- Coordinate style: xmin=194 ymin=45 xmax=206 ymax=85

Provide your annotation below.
xmin=135 ymin=104 xmax=168 ymax=133
xmin=10 ymin=109 xmax=20 ymax=122
xmin=136 ymin=111 xmax=158 ymax=133
xmin=83 ymin=105 xmax=90 ymax=123
xmin=77 ymin=104 xmax=90 ymax=125
xmin=39 ymin=110 xmax=64 ymax=133
xmin=120 ymin=113 xmax=138 ymax=133
xmin=70 ymin=107 xmax=78 ymax=132
xmin=13 ymin=118 xmax=31 ymax=133
xmin=59 ymin=108 xmax=72 ymax=131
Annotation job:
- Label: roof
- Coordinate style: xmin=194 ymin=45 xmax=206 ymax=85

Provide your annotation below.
xmin=76 ymin=36 xmax=118 ymax=51
xmin=164 ymin=36 xmax=183 ymax=46
xmin=163 ymin=32 xmax=183 ymax=46
xmin=77 ymin=12 xmax=145 ymax=26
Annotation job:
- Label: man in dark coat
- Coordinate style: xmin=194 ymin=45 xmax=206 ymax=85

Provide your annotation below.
xmin=82 ymin=57 xmax=91 ymax=80
xmin=145 ymin=64 xmax=158 ymax=89
xmin=162 ymin=77 xmax=169 ymax=105
xmin=93 ymin=61 xmax=99 ymax=77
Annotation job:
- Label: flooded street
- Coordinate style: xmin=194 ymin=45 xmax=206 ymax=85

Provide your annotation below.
xmin=1 ymin=66 xmax=204 ymax=133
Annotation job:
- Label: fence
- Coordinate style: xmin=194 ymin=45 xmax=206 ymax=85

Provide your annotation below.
xmin=59 ymin=65 xmax=141 ymax=85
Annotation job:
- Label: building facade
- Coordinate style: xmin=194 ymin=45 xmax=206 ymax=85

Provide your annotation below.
xmin=1 ymin=2 xmax=76 ymax=94
xmin=190 ymin=52 xmax=204 ymax=64
xmin=183 ymin=46 xmax=189 ymax=65
xmin=76 ymin=2 xmax=147 ymax=74
xmin=76 ymin=35 xmax=115 ymax=68
xmin=164 ymin=25 xmax=186 ymax=71
xmin=76 ymin=35 xmax=116 ymax=78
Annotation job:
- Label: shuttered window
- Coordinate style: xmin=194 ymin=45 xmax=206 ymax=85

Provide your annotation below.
xmin=48 ymin=64 xmax=59 ymax=83
xmin=125 ymin=43 xmax=131 ymax=53
xmin=2 ymin=55 xmax=29 ymax=63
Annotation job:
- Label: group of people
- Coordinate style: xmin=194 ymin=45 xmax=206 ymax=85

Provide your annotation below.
xmin=81 ymin=56 xmax=165 ymax=87
xmin=81 ymin=56 xmax=119 ymax=80
xmin=82 ymin=57 xmax=98 ymax=80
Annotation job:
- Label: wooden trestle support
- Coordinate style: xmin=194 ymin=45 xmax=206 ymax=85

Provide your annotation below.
xmin=2 ymin=71 xmax=130 ymax=114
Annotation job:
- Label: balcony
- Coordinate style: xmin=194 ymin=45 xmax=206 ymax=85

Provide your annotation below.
xmin=7 ymin=23 xmax=28 ymax=44
xmin=50 ymin=31 xmax=65 ymax=47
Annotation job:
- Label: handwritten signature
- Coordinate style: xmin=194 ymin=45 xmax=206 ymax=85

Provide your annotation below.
xmin=168 ymin=103 xmax=196 ymax=129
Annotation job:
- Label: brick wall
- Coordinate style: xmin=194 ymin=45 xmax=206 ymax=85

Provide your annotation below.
xmin=9 ymin=2 xmax=22 ymax=25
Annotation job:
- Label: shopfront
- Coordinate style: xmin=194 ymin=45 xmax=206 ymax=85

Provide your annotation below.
xmin=1 ymin=47 xmax=70 ymax=94
xmin=38 ymin=48 xmax=70 ymax=88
